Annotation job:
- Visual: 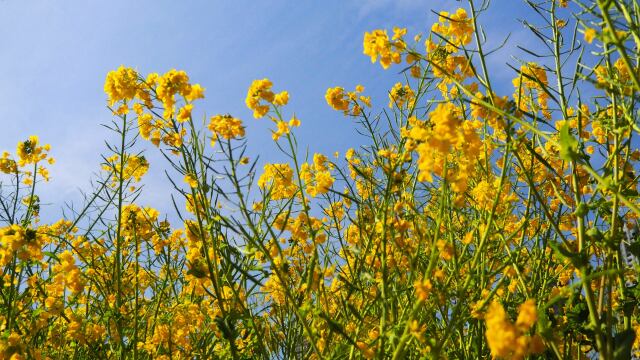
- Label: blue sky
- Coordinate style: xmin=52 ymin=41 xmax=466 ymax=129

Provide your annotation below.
xmin=0 ymin=0 xmax=556 ymax=219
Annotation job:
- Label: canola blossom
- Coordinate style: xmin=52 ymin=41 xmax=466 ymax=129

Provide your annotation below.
xmin=2 ymin=1 xmax=640 ymax=359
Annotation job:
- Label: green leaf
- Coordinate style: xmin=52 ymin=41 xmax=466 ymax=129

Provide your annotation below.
xmin=559 ymin=123 xmax=579 ymax=162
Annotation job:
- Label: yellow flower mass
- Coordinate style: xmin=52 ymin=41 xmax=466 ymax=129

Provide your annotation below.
xmin=208 ymin=114 xmax=245 ymax=144
xmin=246 ymin=78 xmax=275 ymax=118
xmin=3 ymin=2 xmax=640 ymax=358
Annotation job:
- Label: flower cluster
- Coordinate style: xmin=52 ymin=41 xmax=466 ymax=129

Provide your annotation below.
xmin=245 ymin=78 xmax=274 ymax=118
xmin=154 ymin=69 xmax=201 ymax=118
xmin=388 ymin=82 xmax=415 ymax=109
xmin=325 ymin=85 xmax=370 ymax=115
xmin=0 ymin=136 xmax=55 ymax=184
xmin=104 ymin=65 xmax=141 ymax=106
xmin=245 ymin=79 xmax=298 ymax=143
xmin=16 ymin=135 xmax=51 ymax=166
xmin=105 ymin=67 xmax=206 ymax=150
xmin=484 ymin=300 xmax=545 ymax=359
xmin=414 ymin=278 xmax=433 ymax=302
xmin=271 ymin=115 xmax=301 ymax=141
xmin=594 ymin=58 xmax=639 ymax=95
xmin=245 ymin=78 xmax=289 ymax=119
xmin=430 ymin=8 xmax=473 ymax=51
xmin=207 ymin=114 xmax=245 ymax=145
xmin=512 ymin=62 xmax=551 ymax=119
xmin=51 ymin=251 xmax=85 ymax=295
xmin=404 ymin=103 xmax=482 ymax=196
xmin=425 ymin=9 xmax=475 ymax=97
xmin=258 ymin=163 xmax=298 ymax=200
xmin=0 ymin=225 xmax=47 ymax=266
xmin=300 ymin=153 xmax=335 ymax=197
xmin=0 ymin=152 xmax=17 ymax=174
xmin=363 ymin=27 xmax=407 ymax=69
xmin=102 ymin=154 xmax=149 ymax=188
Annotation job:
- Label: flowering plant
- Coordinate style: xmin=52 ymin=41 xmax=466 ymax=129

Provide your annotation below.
xmin=1 ymin=1 xmax=640 ymax=359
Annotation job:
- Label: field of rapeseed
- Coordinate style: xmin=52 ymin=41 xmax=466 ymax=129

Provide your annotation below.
xmin=1 ymin=0 xmax=640 ymax=359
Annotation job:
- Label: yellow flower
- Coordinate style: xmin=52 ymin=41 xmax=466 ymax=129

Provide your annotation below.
xmin=246 ymin=78 xmax=275 ymax=118
xmin=406 ymin=103 xmax=482 ymax=194
xmin=388 ymin=82 xmax=415 ymax=109
xmin=414 ymin=278 xmax=432 ymax=302
xmin=586 ymin=145 xmax=594 ymax=154
xmin=300 ymin=153 xmax=335 ymax=197
xmin=54 ymin=251 xmax=85 ymax=294
xmin=272 ymin=120 xmax=290 ymax=141
xmin=156 ymin=69 xmax=192 ymax=118
xmin=185 ymin=83 xmax=205 ymax=101
xmin=512 ymin=62 xmax=550 ymax=119
xmin=584 ymin=27 xmax=596 ymax=44
xmin=0 ymin=152 xmax=17 ymax=174
xmin=289 ymin=115 xmax=301 ymax=127
xmin=431 ymin=8 xmax=473 ymax=52
xmin=356 ymin=341 xmax=376 ymax=359
xmin=104 ymin=66 xmax=140 ymax=106
xmin=16 ymin=136 xmax=50 ymax=167
xmin=436 ymin=239 xmax=454 ymax=261
xmin=325 ymin=86 xmax=349 ymax=112
xmin=37 ymin=166 xmax=50 ymax=182
xmin=208 ymin=114 xmax=245 ymax=144
xmin=363 ymin=28 xmax=405 ymax=69
xmin=326 ymin=85 xmax=370 ymax=115
xmin=184 ymin=174 xmax=198 ymax=188
xmin=484 ymin=301 xmax=518 ymax=358
xmin=176 ymin=104 xmax=193 ymax=123
xmin=102 ymin=154 xmax=149 ymax=186
xmin=516 ymin=299 xmax=537 ymax=330
xmin=258 ymin=163 xmax=297 ymax=200
xmin=273 ymin=91 xmax=290 ymax=106
xmin=484 ymin=300 xmax=544 ymax=359
xmin=471 ymin=180 xmax=494 ymax=211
